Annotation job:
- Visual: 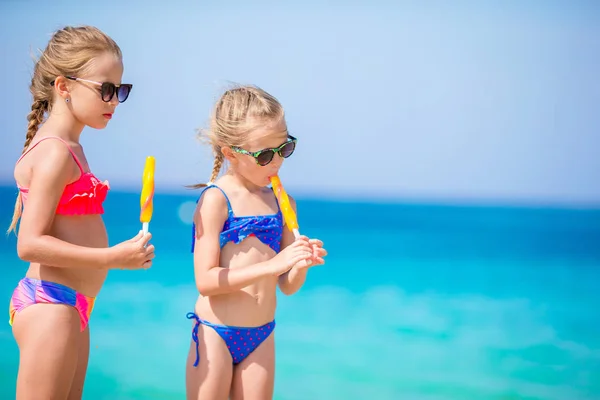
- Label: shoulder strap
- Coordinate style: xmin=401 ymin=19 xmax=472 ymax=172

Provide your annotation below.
xmin=199 ymin=184 xmax=233 ymax=215
xmin=16 ymin=136 xmax=85 ymax=173
xmin=270 ymin=187 xmax=281 ymax=211
xmin=190 ymin=184 xmax=233 ymax=253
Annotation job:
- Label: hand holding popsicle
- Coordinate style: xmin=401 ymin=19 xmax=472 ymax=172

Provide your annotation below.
xmin=110 ymin=230 xmax=155 ymax=270
xmin=271 ymin=175 xmax=328 ymax=269
xmin=140 ymin=156 xmax=155 ymax=235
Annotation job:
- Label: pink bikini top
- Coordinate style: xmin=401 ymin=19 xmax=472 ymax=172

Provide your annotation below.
xmin=16 ymin=136 xmax=110 ymax=215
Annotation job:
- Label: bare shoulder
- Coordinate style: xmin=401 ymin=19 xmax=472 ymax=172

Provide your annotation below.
xmin=194 ymin=187 xmax=229 ymax=222
xmin=15 ymin=138 xmax=78 ymax=186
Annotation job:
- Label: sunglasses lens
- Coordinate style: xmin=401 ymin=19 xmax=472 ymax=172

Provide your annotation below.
xmin=256 ymin=150 xmax=275 ymax=166
xmin=117 ymin=85 xmax=131 ymax=102
xmin=101 ymin=83 xmax=116 ymax=102
xmin=280 ymin=141 xmax=296 ymax=158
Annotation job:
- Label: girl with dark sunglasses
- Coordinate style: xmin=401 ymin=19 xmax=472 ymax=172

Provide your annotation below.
xmin=186 ymin=84 xmax=328 ymax=399
xmin=7 ymin=26 xmax=154 ymax=399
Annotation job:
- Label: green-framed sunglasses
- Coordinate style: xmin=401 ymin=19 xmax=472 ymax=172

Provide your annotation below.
xmin=231 ymin=135 xmax=297 ymax=166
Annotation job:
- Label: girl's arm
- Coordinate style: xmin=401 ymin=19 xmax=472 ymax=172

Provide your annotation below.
xmin=16 ymin=140 xmax=122 ymax=269
xmin=193 ymin=188 xmax=280 ymax=296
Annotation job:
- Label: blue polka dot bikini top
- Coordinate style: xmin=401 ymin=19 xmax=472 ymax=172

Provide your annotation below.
xmin=191 ymin=184 xmax=284 ymax=254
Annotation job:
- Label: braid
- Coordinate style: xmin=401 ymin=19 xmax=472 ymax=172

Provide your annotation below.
xmin=186 ymin=151 xmax=225 ymax=190
xmin=23 ymin=99 xmax=46 ymax=153
xmin=7 ymin=195 xmax=23 ymax=236
xmin=209 ymin=152 xmax=224 ymax=184
xmin=7 ymin=99 xmax=47 ymax=235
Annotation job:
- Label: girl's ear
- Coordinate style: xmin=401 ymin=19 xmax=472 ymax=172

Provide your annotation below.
xmin=53 ymin=76 xmax=71 ymax=101
xmin=222 ymin=146 xmax=237 ymax=165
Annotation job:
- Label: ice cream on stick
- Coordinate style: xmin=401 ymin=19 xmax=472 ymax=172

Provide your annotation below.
xmin=270 ymin=175 xmax=300 ymax=239
xmin=140 ymin=156 xmax=156 ymax=235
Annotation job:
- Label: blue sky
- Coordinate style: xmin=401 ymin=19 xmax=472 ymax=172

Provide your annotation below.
xmin=1 ymin=0 xmax=599 ymax=205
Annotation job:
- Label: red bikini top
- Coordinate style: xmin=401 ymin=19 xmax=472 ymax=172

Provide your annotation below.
xmin=16 ymin=136 xmax=110 ymax=215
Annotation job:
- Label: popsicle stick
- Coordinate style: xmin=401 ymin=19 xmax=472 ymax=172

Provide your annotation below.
xmin=142 ymin=222 xmax=149 ymax=235
xmin=292 ymin=228 xmax=312 ymax=268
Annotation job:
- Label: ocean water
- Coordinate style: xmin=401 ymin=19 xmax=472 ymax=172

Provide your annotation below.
xmin=0 ymin=185 xmax=599 ymax=400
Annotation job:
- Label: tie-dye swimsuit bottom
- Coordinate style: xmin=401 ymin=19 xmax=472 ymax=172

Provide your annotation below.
xmin=8 ymin=277 xmax=96 ymax=332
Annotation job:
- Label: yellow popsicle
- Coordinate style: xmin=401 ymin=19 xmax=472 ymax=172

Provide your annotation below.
xmin=140 ymin=156 xmax=155 ymax=234
xmin=270 ymin=175 xmax=300 ymax=238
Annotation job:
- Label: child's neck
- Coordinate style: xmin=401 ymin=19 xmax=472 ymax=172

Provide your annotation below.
xmin=43 ymin=109 xmax=85 ymax=142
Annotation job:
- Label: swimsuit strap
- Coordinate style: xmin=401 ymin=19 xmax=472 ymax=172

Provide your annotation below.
xmin=186 ymin=312 xmax=201 ymax=367
xmin=204 ymin=183 xmax=234 ymax=216
xmin=16 ymin=136 xmax=85 ymax=174
xmin=190 ymin=184 xmax=233 ymax=253
xmin=270 ymin=186 xmax=281 ymax=211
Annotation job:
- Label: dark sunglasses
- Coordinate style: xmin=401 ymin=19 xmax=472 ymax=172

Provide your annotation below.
xmin=50 ymin=76 xmax=133 ymax=103
xmin=231 ymin=135 xmax=297 ymax=166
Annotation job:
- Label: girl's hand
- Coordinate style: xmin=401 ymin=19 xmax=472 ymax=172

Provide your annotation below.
xmin=110 ymin=231 xmax=155 ymax=270
xmin=310 ymin=238 xmax=327 ymax=265
xmin=295 ymin=238 xmax=327 ymax=269
xmin=269 ymin=236 xmax=313 ymax=276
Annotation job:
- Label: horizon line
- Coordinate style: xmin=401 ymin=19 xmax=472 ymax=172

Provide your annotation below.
xmin=0 ymin=183 xmax=599 ymax=211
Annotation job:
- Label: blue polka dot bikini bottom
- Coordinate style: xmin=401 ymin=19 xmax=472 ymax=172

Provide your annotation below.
xmin=186 ymin=312 xmax=275 ymax=366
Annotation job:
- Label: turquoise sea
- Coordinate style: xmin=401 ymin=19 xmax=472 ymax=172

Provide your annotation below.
xmin=0 ymin=185 xmax=599 ymax=400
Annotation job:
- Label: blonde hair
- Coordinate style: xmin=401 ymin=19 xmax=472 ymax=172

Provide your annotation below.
xmin=7 ymin=26 xmax=122 ymax=234
xmin=190 ymin=84 xmax=285 ymax=189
